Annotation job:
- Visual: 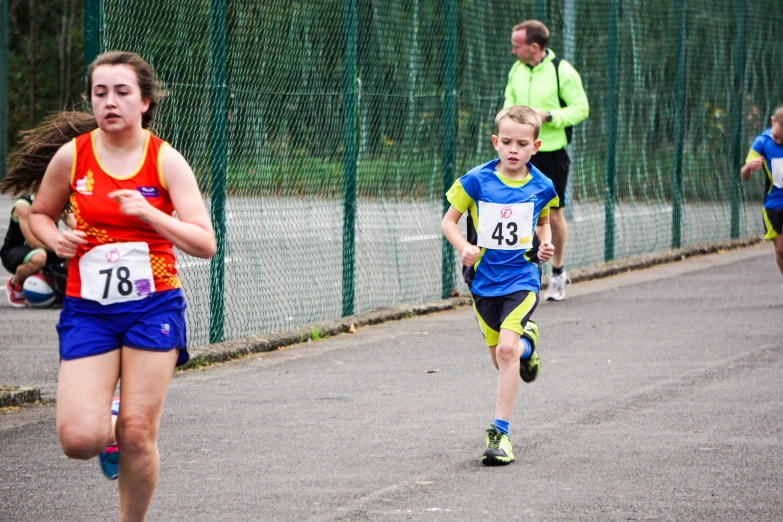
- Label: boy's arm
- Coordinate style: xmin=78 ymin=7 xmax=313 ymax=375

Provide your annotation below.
xmin=741 ymin=153 xmax=764 ymax=181
xmin=442 ymin=205 xmax=480 ymax=267
xmin=14 ymin=203 xmax=49 ymax=250
xmin=742 ymin=139 xmax=765 ymax=181
xmin=535 ymin=214 xmax=554 ymax=263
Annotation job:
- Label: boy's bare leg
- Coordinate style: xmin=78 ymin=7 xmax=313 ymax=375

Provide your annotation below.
xmin=773 ymin=235 xmax=783 ymax=277
xmin=489 ymin=329 xmax=522 ymax=421
xmin=11 ymin=251 xmax=46 ymax=286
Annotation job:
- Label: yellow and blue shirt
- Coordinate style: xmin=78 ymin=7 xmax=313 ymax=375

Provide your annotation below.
xmin=446 ymin=159 xmax=558 ymax=296
xmin=747 ymin=129 xmax=783 ymax=209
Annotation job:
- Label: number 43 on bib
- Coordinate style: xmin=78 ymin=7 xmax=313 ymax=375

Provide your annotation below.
xmin=477 ymin=202 xmax=534 ymax=250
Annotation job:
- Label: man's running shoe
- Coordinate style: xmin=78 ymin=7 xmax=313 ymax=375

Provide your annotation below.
xmin=482 ymin=425 xmax=514 ymax=466
xmin=5 ymin=279 xmax=26 ymax=308
xmin=98 ymin=397 xmax=120 ymax=480
xmin=545 ymin=271 xmax=571 ymax=301
xmin=520 ymin=321 xmax=540 ymax=383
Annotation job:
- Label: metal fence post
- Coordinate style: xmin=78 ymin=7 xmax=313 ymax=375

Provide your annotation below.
xmin=671 ymin=0 xmax=686 ymax=249
xmin=0 ymin=0 xmax=7 ymax=180
xmin=342 ymin=0 xmax=358 ymax=317
xmin=208 ymin=0 xmax=227 ymax=344
xmin=604 ymin=0 xmax=619 ymax=262
xmin=730 ymin=0 xmax=746 ymax=239
xmin=441 ymin=0 xmax=457 ymax=299
xmin=535 ymin=0 xmax=546 ymax=23
xmin=84 ymin=0 xmax=101 ymax=67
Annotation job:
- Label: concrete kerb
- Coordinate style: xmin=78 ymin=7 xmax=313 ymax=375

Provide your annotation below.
xmin=0 ymin=386 xmax=42 ymax=408
xmin=0 ymin=234 xmax=766 ymax=405
xmin=564 ymin=235 xmax=764 ymax=285
xmin=183 ymin=297 xmax=473 ymax=370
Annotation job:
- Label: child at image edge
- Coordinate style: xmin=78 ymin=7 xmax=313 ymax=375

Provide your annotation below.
xmin=742 ymin=105 xmax=783 ymax=279
xmin=441 ymin=105 xmax=558 ymax=465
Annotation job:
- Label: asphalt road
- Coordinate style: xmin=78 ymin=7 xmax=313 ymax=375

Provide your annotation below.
xmin=1 ymin=243 xmax=781 ymax=521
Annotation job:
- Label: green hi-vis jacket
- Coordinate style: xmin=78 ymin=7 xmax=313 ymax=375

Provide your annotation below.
xmin=503 ymin=50 xmax=589 ymax=152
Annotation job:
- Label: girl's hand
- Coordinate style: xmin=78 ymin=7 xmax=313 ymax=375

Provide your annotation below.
xmin=108 ymin=189 xmax=153 ymax=221
xmin=461 ymin=244 xmax=481 ymax=267
xmin=538 ymin=241 xmax=555 ymax=262
xmin=56 ymin=230 xmax=89 ymax=258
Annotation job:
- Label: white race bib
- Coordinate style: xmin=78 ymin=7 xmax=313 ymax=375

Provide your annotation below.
xmin=79 ymin=242 xmax=156 ymax=304
xmin=477 ymin=201 xmax=534 ymax=250
xmin=772 ymin=157 xmax=783 ymax=189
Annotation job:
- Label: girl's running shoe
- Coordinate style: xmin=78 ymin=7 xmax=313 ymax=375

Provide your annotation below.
xmin=98 ymin=397 xmax=120 ymax=480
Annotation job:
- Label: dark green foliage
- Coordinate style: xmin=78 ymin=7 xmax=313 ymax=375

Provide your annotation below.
xmin=5 ymin=1 xmax=781 ymax=204
xmin=6 ymin=0 xmax=85 ymax=154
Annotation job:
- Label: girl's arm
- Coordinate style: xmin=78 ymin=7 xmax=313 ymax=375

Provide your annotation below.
xmin=108 ymin=146 xmax=216 ymax=259
xmin=29 ymin=143 xmax=89 ymax=259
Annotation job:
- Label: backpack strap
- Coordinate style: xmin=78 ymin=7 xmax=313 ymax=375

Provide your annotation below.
xmin=551 ymin=56 xmax=573 ymax=144
xmin=552 ymin=56 xmax=564 ymax=108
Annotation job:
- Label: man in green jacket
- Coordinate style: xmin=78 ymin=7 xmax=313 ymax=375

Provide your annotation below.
xmin=504 ymin=20 xmax=589 ymax=301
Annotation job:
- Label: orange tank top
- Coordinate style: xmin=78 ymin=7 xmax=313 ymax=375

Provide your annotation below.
xmin=66 ymin=130 xmax=181 ymax=301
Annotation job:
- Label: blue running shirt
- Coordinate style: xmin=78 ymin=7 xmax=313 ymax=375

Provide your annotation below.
xmin=446 ymin=159 xmax=558 ymax=296
xmin=747 ymin=129 xmax=783 ymax=210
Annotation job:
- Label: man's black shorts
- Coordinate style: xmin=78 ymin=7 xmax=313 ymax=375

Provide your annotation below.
xmin=530 ymin=148 xmax=570 ymax=207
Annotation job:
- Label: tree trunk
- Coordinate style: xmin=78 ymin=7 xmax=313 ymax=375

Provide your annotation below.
xmin=27 ymin=0 xmax=36 ymax=128
xmin=65 ymin=0 xmax=75 ymax=107
xmin=59 ymin=0 xmax=68 ymax=110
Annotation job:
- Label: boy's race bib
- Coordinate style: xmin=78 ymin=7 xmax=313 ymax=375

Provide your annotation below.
xmin=79 ymin=242 xmax=155 ymax=304
xmin=772 ymin=157 xmax=783 ymax=189
xmin=477 ymin=201 xmax=534 ymax=250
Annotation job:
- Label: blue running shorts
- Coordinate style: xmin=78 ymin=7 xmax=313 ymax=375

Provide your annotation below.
xmin=57 ymin=289 xmax=189 ymax=366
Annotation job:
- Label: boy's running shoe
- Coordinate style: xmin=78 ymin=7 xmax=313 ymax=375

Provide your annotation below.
xmin=520 ymin=352 xmax=541 ymax=383
xmin=98 ymin=397 xmax=120 ymax=480
xmin=520 ymin=321 xmax=540 ymax=383
xmin=482 ymin=425 xmax=514 ymax=466
xmin=6 ymin=279 xmax=26 ymax=308
xmin=545 ymin=271 xmax=571 ymax=301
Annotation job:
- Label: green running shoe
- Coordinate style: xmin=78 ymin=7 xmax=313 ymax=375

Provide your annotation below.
xmin=482 ymin=426 xmax=514 ymax=466
xmin=520 ymin=320 xmax=541 ymax=383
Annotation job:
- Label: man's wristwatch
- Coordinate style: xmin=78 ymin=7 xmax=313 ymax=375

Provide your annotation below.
xmin=545 ymin=112 xmax=553 ymax=123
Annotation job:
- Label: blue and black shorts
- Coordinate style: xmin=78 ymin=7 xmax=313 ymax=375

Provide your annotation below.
xmin=471 ymin=290 xmax=539 ymax=347
xmin=57 ymin=289 xmax=189 ymax=366
xmin=763 ymin=207 xmax=783 ymax=240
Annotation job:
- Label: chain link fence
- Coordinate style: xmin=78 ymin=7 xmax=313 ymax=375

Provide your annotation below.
xmin=90 ymin=0 xmax=780 ymax=346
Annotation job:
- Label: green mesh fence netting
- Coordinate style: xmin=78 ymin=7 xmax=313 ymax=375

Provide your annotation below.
xmin=95 ymin=0 xmax=781 ymax=346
